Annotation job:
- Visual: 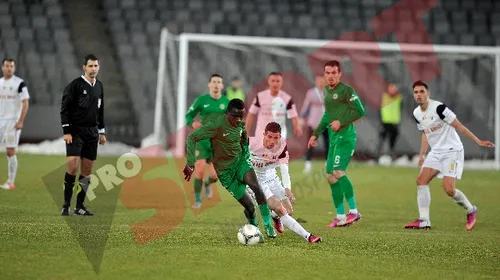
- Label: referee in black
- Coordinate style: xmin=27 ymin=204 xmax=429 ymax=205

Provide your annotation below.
xmin=60 ymin=54 xmax=106 ymax=216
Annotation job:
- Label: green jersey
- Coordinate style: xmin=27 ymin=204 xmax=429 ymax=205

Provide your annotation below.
xmin=185 ymin=94 xmax=230 ymax=126
xmin=313 ymin=82 xmax=365 ymax=139
xmin=186 ymin=115 xmax=249 ymax=171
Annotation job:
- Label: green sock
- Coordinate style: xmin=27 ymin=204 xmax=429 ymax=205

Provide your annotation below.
xmin=194 ymin=178 xmax=202 ymax=202
xmin=339 ymin=175 xmax=357 ymax=210
xmin=330 ymin=181 xmax=345 ymax=215
xmin=258 ymin=204 xmax=272 ymax=226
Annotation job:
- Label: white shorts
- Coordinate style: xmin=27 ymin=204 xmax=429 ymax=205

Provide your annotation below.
xmin=422 ymin=149 xmax=464 ymax=180
xmin=0 ymin=120 xmax=21 ymax=148
xmin=259 ymin=176 xmax=286 ymax=201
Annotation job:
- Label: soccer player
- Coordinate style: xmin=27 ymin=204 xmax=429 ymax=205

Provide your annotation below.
xmin=60 ymin=54 xmax=106 ymax=216
xmin=0 ymin=58 xmax=30 ymax=190
xmin=300 ymin=75 xmax=329 ymax=173
xmin=185 ymin=74 xmax=230 ymax=209
xmin=249 ymin=122 xmax=322 ymax=243
xmin=405 ymin=80 xmax=495 ymax=231
xmin=308 ymin=60 xmax=365 ymax=228
xmin=183 ymin=99 xmax=277 ymax=238
xmin=246 ymin=72 xmax=302 ymax=139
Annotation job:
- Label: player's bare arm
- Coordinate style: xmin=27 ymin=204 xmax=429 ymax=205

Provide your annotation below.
xmin=291 ymin=116 xmax=302 ymax=136
xmin=245 ymin=112 xmax=256 ymax=133
xmin=309 ymin=111 xmax=329 ymax=148
xmin=450 ymin=119 xmax=495 ymax=148
xmin=15 ymin=99 xmax=29 ymax=129
xmin=418 ymin=132 xmax=429 ymax=169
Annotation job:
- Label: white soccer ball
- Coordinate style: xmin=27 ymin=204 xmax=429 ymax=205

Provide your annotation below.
xmin=237 ymin=224 xmax=262 ymax=245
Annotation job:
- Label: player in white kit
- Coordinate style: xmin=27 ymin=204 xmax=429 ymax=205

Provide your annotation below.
xmin=246 ymin=72 xmax=302 ymax=139
xmin=0 ymin=59 xmax=30 ymax=190
xmin=406 ymin=81 xmax=494 ymax=231
xmin=248 ymin=122 xmax=321 ymax=243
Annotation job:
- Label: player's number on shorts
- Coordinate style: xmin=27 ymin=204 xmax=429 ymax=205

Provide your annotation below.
xmin=334 ymin=155 xmax=341 ymax=164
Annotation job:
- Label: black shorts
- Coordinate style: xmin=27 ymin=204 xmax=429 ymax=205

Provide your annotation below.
xmin=66 ymin=126 xmax=99 ymax=160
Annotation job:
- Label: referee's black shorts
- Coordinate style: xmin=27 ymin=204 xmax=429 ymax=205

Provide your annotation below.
xmin=66 ymin=126 xmax=99 ymax=161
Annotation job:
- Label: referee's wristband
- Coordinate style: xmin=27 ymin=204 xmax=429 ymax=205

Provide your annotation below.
xmin=63 ymin=126 xmax=71 ymax=135
xmin=98 ymin=128 xmax=105 ymax=134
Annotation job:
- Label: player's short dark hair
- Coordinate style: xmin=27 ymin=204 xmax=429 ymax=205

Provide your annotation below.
xmin=228 ymin=98 xmax=245 ymax=111
xmin=2 ymin=58 xmax=15 ymax=65
xmin=209 ymin=73 xmax=223 ymax=82
xmin=265 ymin=122 xmax=281 ymax=134
xmin=83 ymin=54 xmax=98 ymax=66
xmin=324 ymin=60 xmax=342 ymax=72
xmin=412 ymin=80 xmax=428 ymax=89
xmin=268 ymin=72 xmax=282 ymax=77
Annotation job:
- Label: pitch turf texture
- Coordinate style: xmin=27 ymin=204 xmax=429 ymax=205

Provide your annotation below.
xmin=0 ymin=153 xmax=499 ymax=280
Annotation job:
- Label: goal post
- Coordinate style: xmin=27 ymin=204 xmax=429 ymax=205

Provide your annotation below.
xmin=155 ymin=27 xmax=500 ymax=170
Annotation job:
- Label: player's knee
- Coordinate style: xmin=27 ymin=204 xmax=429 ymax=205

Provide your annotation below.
xmin=66 ymin=157 xmax=79 ymax=175
xmin=327 ymin=174 xmax=337 ymax=184
xmin=6 ymin=148 xmax=15 ymax=157
xmin=443 ymin=182 xmax=455 ymax=197
xmin=194 ymin=160 xmax=205 ymax=178
xmin=333 ymin=170 xmax=345 ymax=179
xmin=416 ymin=175 xmax=429 ymax=186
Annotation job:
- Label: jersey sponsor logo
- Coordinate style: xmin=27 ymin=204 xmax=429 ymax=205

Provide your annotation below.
xmin=424 ymin=123 xmax=443 ymax=135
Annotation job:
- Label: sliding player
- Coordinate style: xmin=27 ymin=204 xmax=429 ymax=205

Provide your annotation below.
xmin=185 ymin=74 xmax=229 ymax=208
xmin=406 ymin=80 xmax=494 ymax=231
xmin=249 ymin=122 xmax=322 ymax=243
xmin=184 ymin=99 xmax=277 ymax=238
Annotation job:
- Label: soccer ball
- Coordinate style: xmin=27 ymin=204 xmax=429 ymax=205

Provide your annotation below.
xmin=237 ymin=224 xmax=262 ymax=245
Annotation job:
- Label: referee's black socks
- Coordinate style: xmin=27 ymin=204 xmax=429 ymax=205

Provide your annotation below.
xmin=64 ymin=172 xmax=76 ymax=207
xmin=76 ymin=175 xmax=90 ymax=208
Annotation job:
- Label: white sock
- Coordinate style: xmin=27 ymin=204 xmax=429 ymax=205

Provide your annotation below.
xmin=271 ymin=210 xmax=279 ymax=219
xmin=305 ymin=161 xmax=312 ymax=169
xmin=417 ymin=185 xmax=430 ymax=221
xmin=7 ymin=155 xmax=18 ymax=185
xmin=452 ymin=189 xmax=474 ymax=213
xmin=349 ymin=209 xmax=358 ymax=214
xmin=280 ymin=214 xmax=310 ymax=240
xmin=337 ymin=214 xmax=347 ymax=220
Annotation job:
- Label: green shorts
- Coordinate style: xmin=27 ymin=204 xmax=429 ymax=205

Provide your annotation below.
xmin=195 ymin=139 xmax=213 ymax=161
xmin=218 ymin=156 xmax=253 ymax=200
xmin=326 ymin=138 xmax=356 ymax=173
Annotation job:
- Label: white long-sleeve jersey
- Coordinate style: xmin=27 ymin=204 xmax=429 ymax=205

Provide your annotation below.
xmin=248 ymin=136 xmax=291 ymax=189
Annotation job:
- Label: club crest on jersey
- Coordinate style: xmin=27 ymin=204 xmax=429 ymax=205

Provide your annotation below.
xmin=333 ymin=94 xmax=338 ymax=99
xmin=220 ymin=104 xmax=225 ymax=110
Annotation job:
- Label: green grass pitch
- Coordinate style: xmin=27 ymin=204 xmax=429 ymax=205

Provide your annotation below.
xmin=0 ymin=153 xmax=498 ymax=279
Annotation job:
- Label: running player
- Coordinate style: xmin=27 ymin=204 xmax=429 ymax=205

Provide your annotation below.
xmin=185 ymin=74 xmax=229 ymax=208
xmin=184 ymin=99 xmax=277 ymax=238
xmin=249 ymin=122 xmax=321 ymax=243
xmin=406 ymin=80 xmax=495 ymax=231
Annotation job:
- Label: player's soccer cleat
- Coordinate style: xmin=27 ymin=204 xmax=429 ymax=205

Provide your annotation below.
xmin=346 ymin=212 xmax=362 ymax=225
xmin=192 ymin=201 xmax=202 ymax=209
xmin=272 ymin=216 xmax=284 ymax=234
xmin=466 ymin=206 xmax=477 ymax=231
xmin=0 ymin=182 xmax=15 ymax=190
xmin=74 ymin=206 xmax=94 ymax=216
xmin=308 ymin=234 xmax=322 ymax=243
xmin=329 ymin=218 xmax=348 ymax=228
xmin=404 ymin=219 xmax=431 ymax=229
xmin=264 ymin=224 xmax=277 ymax=238
xmin=61 ymin=205 xmax=70 ymax=216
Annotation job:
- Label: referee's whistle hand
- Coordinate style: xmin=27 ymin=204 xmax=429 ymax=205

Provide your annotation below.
xmin=99 ymin=134 xmax=107 ymax=145
xmin=63 ymin=134 xmax=72 ymax=144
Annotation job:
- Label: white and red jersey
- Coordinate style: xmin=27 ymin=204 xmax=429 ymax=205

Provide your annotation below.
xmin=413 ymin=99 xmax=463 ymax=153
xmin=248 ymin=89 xmax=298 ymax=138
xmin=0 ymin=75 xmax=30 ymax=121
xmin=249 ymin=136 xmax=290 ymax=187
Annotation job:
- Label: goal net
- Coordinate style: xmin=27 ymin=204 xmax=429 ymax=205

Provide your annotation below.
xmin=155 ymin=29 xmax=500 ymax=169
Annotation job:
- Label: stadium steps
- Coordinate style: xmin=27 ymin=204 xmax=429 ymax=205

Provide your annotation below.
xmin=61 ymin=0 xmax=139 ymax=145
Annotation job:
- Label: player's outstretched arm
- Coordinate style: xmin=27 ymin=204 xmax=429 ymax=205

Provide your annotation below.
xmin=450 ymin=119 xmax=495 ymax=148
xmin=340 ymin=89 xmax=365 ymax=127
xmin=418 ymin=132 xmax=429 ymax=169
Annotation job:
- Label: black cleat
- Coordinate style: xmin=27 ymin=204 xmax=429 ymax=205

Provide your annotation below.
xmin=74 ymin=206 xmax=94 ymax=216
xmin=61 ymin=206 xmax=70 ymax=216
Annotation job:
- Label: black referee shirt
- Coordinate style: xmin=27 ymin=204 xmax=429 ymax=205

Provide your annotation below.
xmin=60 ymin=75 xmax=105 ymax=135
